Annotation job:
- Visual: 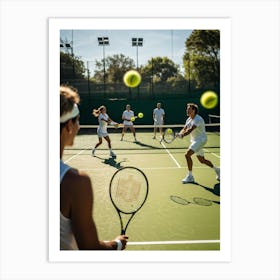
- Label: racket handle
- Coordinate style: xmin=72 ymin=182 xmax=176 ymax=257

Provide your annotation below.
xmin=121 ymin=229 xmax=126 ymax=235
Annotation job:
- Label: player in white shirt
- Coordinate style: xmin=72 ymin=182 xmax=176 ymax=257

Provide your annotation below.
xmin=121 ymin=104 xmax=137 ymax=142
xmin=153 ymin=103 xmax=165 ymax=140
xmin=92 ymin=105 xmax=117 ymax=158
xmin=178 ymin=103 xmax=220 ymax=183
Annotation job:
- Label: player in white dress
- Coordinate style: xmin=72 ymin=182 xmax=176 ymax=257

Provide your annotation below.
xmin=92 ymin=105 xmax=117 ymax=158
xmin=178 ymin=103 xmax=220 ymax=183
xmin=121 ymin=104 xmax=137 ymax=142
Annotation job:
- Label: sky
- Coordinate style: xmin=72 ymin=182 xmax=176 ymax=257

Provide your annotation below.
xmin=60 ymin=29 xmax=192 ymax=75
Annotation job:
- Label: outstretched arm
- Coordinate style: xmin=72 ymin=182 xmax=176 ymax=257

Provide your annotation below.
xmin=179 ymin=125 xmax=197 ymax=137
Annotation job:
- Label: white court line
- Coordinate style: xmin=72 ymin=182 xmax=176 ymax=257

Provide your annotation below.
xmin=64 ymin=146 xmax=91 ymax=163
xmin=204 ymin=148 xmax=220 ymax=159
xmin=128 ymin=240 xmax=220 ymax=246
xmin=79 ymin=166 xmax=209 ymax=171
xmin=160 ymin=141 xmax=181 ymax=168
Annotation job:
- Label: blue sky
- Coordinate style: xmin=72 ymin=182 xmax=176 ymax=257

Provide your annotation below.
xmin=60 ymin=29 xmax=192 ymax=75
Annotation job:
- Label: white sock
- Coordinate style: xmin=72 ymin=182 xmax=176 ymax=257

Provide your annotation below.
xmin=188 ymin=171 xmax=193 ymax=176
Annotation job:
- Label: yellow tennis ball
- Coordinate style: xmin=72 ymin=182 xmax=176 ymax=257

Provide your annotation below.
xmin=131 ymin=117 xmax=135 ymax=122
xmin=200 ymin=91 xmax=218 ymax=109
xmin=123 ymin=70 xmax=141 ymax=88
xmin=138 ymin=112 xmax=144 ymax=118
xmin=166 ymin=128 xmax=172 ymax=134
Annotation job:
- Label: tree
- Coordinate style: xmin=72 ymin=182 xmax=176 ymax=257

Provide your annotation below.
xmin=60 ymin=52 xmax=86 ymax=80
xmin=183 ymin=30 xmax=220 ymax=88
xmin=141 ymin=57 xmax=180 ymax=83
xmin=93 ymin=54 xmax=135 ymax=83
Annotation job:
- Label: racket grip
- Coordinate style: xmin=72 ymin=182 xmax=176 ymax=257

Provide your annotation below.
xmin=121 ymin=229 xmax=126 ymax=235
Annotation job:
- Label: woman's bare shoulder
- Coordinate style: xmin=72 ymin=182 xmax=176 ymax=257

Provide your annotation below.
xmin=62 ymin=168 xmax=92 ymax=191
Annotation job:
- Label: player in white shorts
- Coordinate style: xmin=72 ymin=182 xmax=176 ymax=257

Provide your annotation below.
xmin=178 ymin=103 xmax=220 ymax=184
xmin=92 ymin=105 xmax=117 ymax=158
xmin=152 ymin=102 xmax=165 ymax=140
xmin=121 ymin=104 xmax=137 ymax=142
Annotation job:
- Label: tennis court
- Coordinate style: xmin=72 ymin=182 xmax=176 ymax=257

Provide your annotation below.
xmin=62 ymin=124 xmax=220 ymax=250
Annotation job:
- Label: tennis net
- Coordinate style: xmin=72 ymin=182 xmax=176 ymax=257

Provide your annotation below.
xmin=64 ymin=123 xmax=220 ymax=152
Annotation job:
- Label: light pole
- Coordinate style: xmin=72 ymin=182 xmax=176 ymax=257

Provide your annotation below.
xmin=132 ymin=37 xmax=143 ymax=70
xmin=60 ymin=30 xmax=75 ymax=77
xmin=98 ymin=37 xmax=109 ymax=97
xmin=132 ymin=38 xmax=143 ymax=96
xmin=60 ymin=41 xmax=74 ymax=77
xmin=87 ymin=61 xmax=95 ymax=98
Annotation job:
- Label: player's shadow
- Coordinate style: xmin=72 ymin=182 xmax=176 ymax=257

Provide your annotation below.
xmin=122 ymin=139 xmax=161 ymax=150
xmin=94 ymin=156 xmax=126 ymax=169
xmin=192 ymin=182 xmax=220 ymax=197
xmin=134 ymin=140 xmax=162 ymax=149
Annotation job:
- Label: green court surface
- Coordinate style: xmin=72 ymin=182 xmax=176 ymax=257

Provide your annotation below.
xmin=63 ymin=129 xmax=220 ymax=250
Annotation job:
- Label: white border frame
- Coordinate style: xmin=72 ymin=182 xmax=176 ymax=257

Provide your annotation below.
xmin=49 ymin=18 xmax=231 ymax=262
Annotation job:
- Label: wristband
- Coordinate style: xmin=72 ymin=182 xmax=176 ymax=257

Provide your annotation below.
xmin=115 ymin=239 xmax=122 ymax=250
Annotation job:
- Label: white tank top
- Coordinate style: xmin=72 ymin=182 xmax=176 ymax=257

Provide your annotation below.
xmin=60 ymin=160 xmax=79 ymax=250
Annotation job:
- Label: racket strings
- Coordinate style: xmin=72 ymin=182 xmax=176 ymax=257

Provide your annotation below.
xmin=111 ymin=170 xmax=148 ymax=213
xmin=116 ymin=176 xmax=141 ymax=202
xmin=163 ymin=129 xmax=175 ymax=143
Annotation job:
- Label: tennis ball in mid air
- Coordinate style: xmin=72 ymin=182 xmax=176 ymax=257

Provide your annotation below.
xmin=131 ymin=117 xmax=136 ymax=122
xmin=123 ymin=70 xmax=141 ymax=88
xmin=138 ymin=112 xmax=144 ymax=118
xmin=166 ymin=128 xmax=173 ymax=134
xmin=200 ymin=91 xmax=218 ymax=109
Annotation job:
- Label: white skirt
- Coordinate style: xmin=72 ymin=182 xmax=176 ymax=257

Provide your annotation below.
xmin=97 ymin=127 xmax=108 ymax=137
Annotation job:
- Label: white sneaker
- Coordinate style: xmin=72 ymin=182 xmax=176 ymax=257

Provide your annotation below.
xmin=110 ymin=151 xmax=116 ymax=158
xmin=215 ymin=167 xmax=220 ymax=181
xmin=92 ymin=149 xmax=96 ymax=157
xmin=182 ymin=174 xmax=194 ymax=184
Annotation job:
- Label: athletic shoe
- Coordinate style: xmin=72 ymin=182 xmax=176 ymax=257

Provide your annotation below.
xmin=182 ymin=174 xmax=194 ymax=184
xmin=215 ymin=167 xmax=220 ymax=181
xmin=152 ymin=136 xmax=156 ymax=139
xmin=92 ymin=149 xmax=96 ymax=157
xmin=110 ymin=151 xmax=116 ymax=158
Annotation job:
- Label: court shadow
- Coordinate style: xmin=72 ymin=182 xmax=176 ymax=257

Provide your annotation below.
xmin=170 ymin=195 xmax=220 ymax=206
xmin=192 ymin=182 xmax=220 ymax=197
xmin=134 ymin=140 xmax=161 ymax=149
xmin=94 ymin=155 xmax=126 ymax=169
xmin=122 ymin=139 xmax=161 ymax=150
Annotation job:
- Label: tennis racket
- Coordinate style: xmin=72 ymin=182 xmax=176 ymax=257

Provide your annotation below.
xmin=109 ymin=166 xmax=149 ymax=235
xmin=162 ymin=128 xmax=182 ymax=144
xmin=110 ymin=121 xmax=124 ymax=129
